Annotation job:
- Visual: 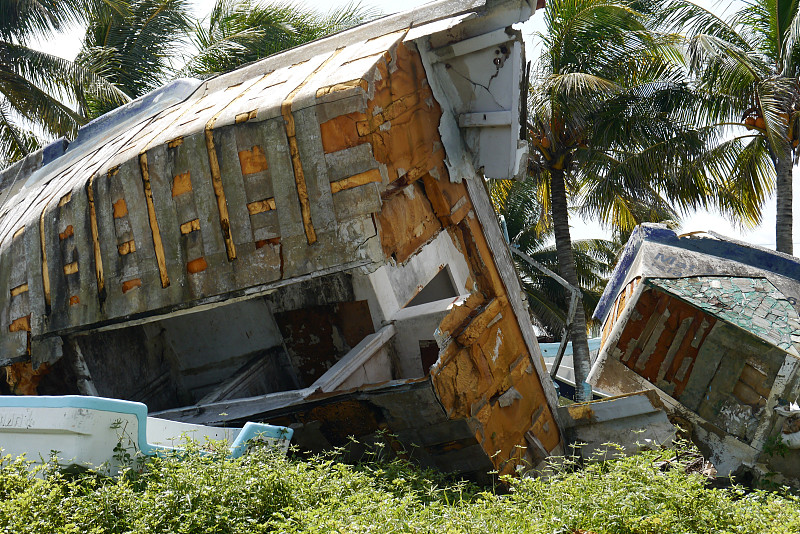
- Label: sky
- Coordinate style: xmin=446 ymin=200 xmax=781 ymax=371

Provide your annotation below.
xmin=29 ymin=0 xmax=800 ymax=251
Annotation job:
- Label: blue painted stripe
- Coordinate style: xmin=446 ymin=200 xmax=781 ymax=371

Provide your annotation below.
xmin=0 ymin=395 xmax=292 ymax=458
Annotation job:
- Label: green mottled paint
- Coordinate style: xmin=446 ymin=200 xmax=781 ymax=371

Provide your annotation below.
xmin=647 ymin=276 xmax=800 ymax=355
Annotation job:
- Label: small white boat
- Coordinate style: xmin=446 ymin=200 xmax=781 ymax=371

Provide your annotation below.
xmin=0 ymin=395 xmax=292 ymax=472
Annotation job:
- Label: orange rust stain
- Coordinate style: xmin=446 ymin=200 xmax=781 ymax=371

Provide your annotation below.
xmin=8 ymin=315 xmax=30 ymax=333
xmin=376 ymin=181 xmax=441 ymax=263
xmin=238 ymin=145 xmax=269 ymax=175
xmin=58 ymin=225 xmax=74 ymax=240
xmin=187 ymin=257 xmax=208 ymax=274
xmin=4 ymin=361 xmax=49 ymax=395
xmin=330 ymin=168 xmax=382 ymax=193
xmin=122 ymin=278 xmax=142 ymax=293
xmin=601 ymin=277 xmax=640 ymax=345
xmin=118 ymin=240 xmax=136 ymax=255
xmin=255 ymin=237 xmax=280 ymax=249
xmin=113 ymin=198 xmax=128 ymax=219
xmin=317 ymin=43 xmax=447 ymax=189
xmin=172 ymin=172 xmax=192 ymax=197
xmin=69 ymin=295 xmax=80 ymax=306
xmin=247 ymin=198 xmax=276 ymax=215
xmin=180 ymin=219 xmax=201 ymax=235
xmin=613 ymin=288 xmax=716 ymax=397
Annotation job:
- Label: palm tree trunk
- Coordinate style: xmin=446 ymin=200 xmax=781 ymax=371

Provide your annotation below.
xmin=775 ymin=156 xmax=794 ymax=255
xmin=550 ymin=167 xmax=592 ymax=402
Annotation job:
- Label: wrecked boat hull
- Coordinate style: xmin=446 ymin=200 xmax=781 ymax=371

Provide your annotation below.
xmin=590 ymin=224 xmax=800 ymax=484
xmin=0 ymin=395 xmax=291 ymax=473
xmin=0 ymin=0 xmax=563 ymax=478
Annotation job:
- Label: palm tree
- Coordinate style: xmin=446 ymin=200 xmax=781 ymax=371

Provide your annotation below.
xmin=75 ymin=0 xmax=193 ymax=119
xmin=181 ymin=0 xmax=379 ymax=79
xmin=527 ymin=0 xmax=731 ymax=400
xmin=0 ymin=0 xmax=126 ymax=166
xmin=491 ymin=178 xmax=620 ymax=338
xmin=666 ymin=0 xmax=800 ymax=255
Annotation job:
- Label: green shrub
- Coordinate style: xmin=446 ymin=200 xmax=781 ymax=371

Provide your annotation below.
xmin=0 ymin=441 xmax=798 ymax=533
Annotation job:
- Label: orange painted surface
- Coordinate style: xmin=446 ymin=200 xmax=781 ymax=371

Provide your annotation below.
xmin=171 ymin=172 xmax=192 ymax=197
xmin=238 ymin=145 xmax=269 ymax=175
xmin=112 ymin=198 xmax=128 ymax=219
xmin=187 ymin=257 xmax=208 ymax=274
xmin=121 ymin=278 xmax=142 ymax=293
xmin=317 ymin=41 xmax=561 ymax=475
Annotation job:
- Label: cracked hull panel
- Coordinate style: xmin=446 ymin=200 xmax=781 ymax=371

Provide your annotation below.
xmin=589 ymin=224 xmax=800 ymax=485
xmin=0 ymin=0 xmax=560 ymax=478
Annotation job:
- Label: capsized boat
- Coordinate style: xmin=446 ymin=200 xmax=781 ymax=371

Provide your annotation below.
xmin=0 ymin=395 xmax=292 ymax=472
xmin=589 ymin=224 xmax=800 ymax=485
xmin=0 ymin=0 xmax=562 ymax=481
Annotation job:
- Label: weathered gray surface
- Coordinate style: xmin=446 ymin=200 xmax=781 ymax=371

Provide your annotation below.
xmin=558 ymin=390 xmax=676 ymax=461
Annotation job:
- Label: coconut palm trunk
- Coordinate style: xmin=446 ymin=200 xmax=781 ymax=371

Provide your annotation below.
xmin=775 ymin=156 xmax=794 ymax=255
xmin=551 ymin=167 xmax=592 ymax=401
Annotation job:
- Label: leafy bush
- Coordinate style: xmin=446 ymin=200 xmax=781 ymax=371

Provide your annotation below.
xmin=0 ymin=441 xmax=798 ymax=533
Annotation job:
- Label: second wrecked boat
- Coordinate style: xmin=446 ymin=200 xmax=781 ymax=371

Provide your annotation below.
xmin=590 ymin=224 xmax=800 ymax=484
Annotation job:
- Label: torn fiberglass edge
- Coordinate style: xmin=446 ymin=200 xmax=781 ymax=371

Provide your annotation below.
xmin=590 ymin=223 xmax=800 ymax=485
xmin=0 ymin=0 xmax=564 ymax=480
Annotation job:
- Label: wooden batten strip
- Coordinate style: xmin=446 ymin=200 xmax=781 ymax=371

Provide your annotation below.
xmin=39 ymin=205 xmax=51 ymax=307
xmin=87 ymin=174 xmax=105 ymax=296
xmin=10 ymin=283 xmax=28 ymax=297
xmin=12 ymin=226 xmax=24 ymax=240
xmin=330 ymin=168 xmax=382 ymax=194
xmin=203 ymin=73 xmax=269 ymax=262
xmin=282 ymin=48 xmax=345 ymax=245
xmin=246 ymin=198 xmax=276 ymax=215
xmin=138 ymin=152 xmax=170 ymax=288
xmin=117 ymin=240 xmax=136 ymax=255
xmin=204 ymin=126 xmax=237 ymax=261
xmin=179 ymin=219 xmax=201 ymax=235
xmin=58 ymin=192 xmax=72 ymax=207
xmin=63 ymin=261 xmax=79 ymax=276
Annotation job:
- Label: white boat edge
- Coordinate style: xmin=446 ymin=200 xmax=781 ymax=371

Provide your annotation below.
xmin=0 ymin=395 xmax=292 ymax=471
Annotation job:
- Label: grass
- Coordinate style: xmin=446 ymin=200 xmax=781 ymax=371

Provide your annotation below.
xmin=0 ymin=440 xmax=799 ymax=533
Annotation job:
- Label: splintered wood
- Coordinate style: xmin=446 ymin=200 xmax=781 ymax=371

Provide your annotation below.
xmin=314 ymin=41 xmax=561 ymax=476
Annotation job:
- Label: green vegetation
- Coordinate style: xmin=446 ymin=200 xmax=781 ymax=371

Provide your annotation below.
xmin=1 ymin=442 xmax=799 ymax=533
